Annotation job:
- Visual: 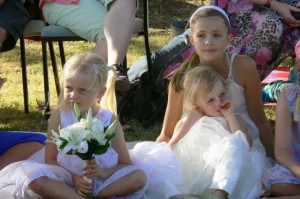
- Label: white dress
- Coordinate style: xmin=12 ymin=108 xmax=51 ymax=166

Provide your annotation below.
xmin=130 ymin=53 xmax=270 ymax=199
xmin=131 ymin=116 xmax=266 ymax=199
xmin=171 ymin=116 xmax=266 ymax=199
xmin=0 ymin=108 xmax=146 ymax=199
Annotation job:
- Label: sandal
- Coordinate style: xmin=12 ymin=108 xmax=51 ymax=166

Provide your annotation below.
xmin=110 ymin=63 xmax=130 ymax=92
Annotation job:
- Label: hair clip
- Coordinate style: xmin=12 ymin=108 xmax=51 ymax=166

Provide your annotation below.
xmin=107 ymin=66 xmax=114 ymax=71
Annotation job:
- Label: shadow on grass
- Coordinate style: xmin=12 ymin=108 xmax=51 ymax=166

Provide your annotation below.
xmin=0 ymin=107 xmax=48 ymax=132
xmin=137 ymin=0 xmax=201 ymax=30
xmin=122 ymin=119 xmax=162 ymax=142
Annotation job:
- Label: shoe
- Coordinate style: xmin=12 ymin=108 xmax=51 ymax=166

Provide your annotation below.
xmin=111 ymin=63 xmax=130 ymax=92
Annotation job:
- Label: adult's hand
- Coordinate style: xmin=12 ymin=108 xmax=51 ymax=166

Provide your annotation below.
xmin=271 ymin=1 xmax=300 ymax=27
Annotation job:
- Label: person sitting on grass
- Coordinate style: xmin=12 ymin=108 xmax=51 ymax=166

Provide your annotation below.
xmin=0 ymin=52 xmax=148 ymax=199
xmin=261 ymin=40 xmax=300 ymax=199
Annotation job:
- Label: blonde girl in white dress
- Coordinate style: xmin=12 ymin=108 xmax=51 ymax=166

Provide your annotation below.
xmin=0 ymin=52 xmax=147 ymax=199
xmin=168 ymin=66 xmax=266 ymax=199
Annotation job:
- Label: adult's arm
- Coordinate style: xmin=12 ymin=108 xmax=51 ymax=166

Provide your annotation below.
xmin=237 ymin=56 xmax=275 ymax=158
xmin=274 ymin=91 xmax=300 ymax=178
xmin=246 ymin=0 xmax=300 ymax=26
xmin=156 ymin=84 xmax=183 ymax=143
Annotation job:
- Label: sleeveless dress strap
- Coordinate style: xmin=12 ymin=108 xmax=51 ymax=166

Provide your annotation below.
xmin=226 ymin=53 xmax=236 ymax=83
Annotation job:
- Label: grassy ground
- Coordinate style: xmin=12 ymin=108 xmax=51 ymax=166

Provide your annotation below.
xmin=0 ymin=0 xmax=276 ymax=141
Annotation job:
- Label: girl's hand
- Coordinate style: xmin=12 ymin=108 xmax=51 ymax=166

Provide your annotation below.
xmin=84 ymin=159 xmax=108 ymax=179
xmin=71 ymin=173 xmax=93 ymax=197
xmin=219 ymin=100 xmax=234 ymax=118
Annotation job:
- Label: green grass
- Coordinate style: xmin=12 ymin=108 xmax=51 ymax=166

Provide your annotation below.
xmin=0 ymin=0 xmax=276 ymax=140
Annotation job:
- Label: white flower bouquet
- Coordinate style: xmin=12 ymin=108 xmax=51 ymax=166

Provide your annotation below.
xmin=51 ymin=103 xmax=117 ymax=198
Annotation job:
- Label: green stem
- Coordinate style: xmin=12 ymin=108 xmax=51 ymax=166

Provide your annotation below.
xmin=86 ymin=193 xmax=94 ymax=199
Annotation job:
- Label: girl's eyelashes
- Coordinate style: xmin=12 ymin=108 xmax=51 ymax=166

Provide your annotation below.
xmin=220 ymin=92 xmax=227 ymax=100
xmin=206 ymin=98 xmax=214 ymax=104
xmin=65 ymin=86 xmax=72 ymax=91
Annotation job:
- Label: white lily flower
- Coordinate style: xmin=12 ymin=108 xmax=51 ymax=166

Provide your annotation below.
xmin=51 ymin=106 xmax=117 ymax=160
xmin=85 ymin=108 xmax=93 ymax=129
xmin=55 ymin=138 xmax=63 ymax=148
xmin=62 ymin=142 xmax=77 ymax=154
xmin=84 ymin=130 xmax=93 ymax=141
xmin=91 ymin=119 xmax=104 ymax=135
xmin=96 ymin=134 xmax=107 ymax=145
xmin=78 ymin=140 xmax=89 ymax=153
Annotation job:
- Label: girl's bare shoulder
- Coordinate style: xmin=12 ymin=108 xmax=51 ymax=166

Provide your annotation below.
xmin=233 ymin=54 xmax=257 ymax=73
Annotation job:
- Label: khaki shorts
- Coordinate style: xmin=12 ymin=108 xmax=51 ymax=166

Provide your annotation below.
xmin=42 ymin=0 xmax=114 ymax=42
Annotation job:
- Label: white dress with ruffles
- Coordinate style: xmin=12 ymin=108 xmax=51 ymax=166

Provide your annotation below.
xmin=0 ymin=108 xmax=146 ymax=199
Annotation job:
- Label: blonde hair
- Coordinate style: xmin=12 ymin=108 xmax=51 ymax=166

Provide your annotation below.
xmin=182 ymin=66 xmax=229 ymax=113
xmin=171 ymin=7 xmax=231 ymax=92
xmin=57 ymin=52 xmax=117 ymax=114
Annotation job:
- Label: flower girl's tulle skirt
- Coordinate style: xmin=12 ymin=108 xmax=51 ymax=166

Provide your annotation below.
xmin=130 ymin=117 xmax=270 ymax=199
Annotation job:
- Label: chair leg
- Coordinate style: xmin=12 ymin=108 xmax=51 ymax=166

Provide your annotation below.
xmin=20 ymin=35 xmax=29 ymax=113
xmin=48 ymin=41 xmax=60 ymax=96
xmin=143 ymin=0 xmax=152 ymax=82
xmin=58 ymin=41 xmax=66 ymax=66
xmin=42 ymin=39 xmax=50 ymax=117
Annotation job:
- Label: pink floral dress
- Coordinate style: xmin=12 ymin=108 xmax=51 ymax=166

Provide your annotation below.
xmin=211 ymin=0 xmax=300 ymax=80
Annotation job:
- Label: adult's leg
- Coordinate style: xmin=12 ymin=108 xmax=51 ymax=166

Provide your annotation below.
xmin=103 ymin=0 xmax=136 ymax=66
xmin=94 ymin=0 xmax=136 ymax=91
xmin=0 ymin=142 xmax=44 ymax=170
xmin=43 ymin=0 xmax=136 ymax=91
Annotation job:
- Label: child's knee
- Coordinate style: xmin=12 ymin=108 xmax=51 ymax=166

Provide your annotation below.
xmin=28 ymin=176 xmax=48 ymax=193
xmin=132 ymin=169 xmax=148 ymax=189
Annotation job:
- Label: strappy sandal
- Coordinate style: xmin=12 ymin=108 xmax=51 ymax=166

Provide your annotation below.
xmin=110 ymin=63 xmax=130 ymax=92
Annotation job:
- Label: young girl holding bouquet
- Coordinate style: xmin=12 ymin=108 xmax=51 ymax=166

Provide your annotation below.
xmin=0 ymin=52 xmax=147 ymax=199
xmin=261 ymin=41 xmax=300 ymax=198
